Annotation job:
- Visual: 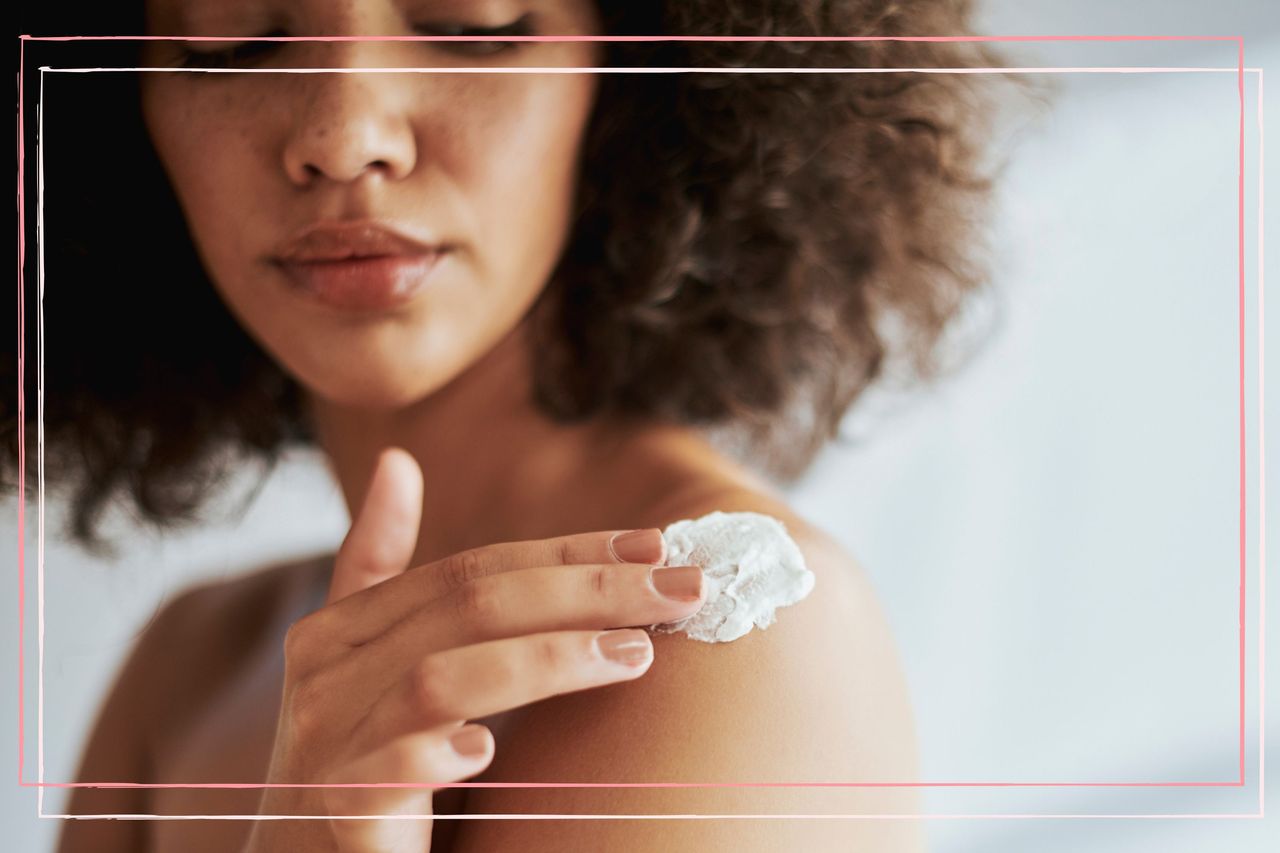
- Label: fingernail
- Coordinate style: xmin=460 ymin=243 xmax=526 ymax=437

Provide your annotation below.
xmin=650 ymin=566 xmax=704 ymax=602
xmin=595 ymin=628 xmax=653 ymax=666
xmin=608 ymin=529 xmax=666 ymax=564
xmin=450 ymin=725 xmax=490 ymax=758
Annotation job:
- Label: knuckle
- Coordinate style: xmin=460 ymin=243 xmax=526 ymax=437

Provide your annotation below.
xmin=286 ymin=674 xmax=327 ymax=738
xmin=411 ymin=656 xmax=452 ymax=718
xmin=453 ymin=576 xmax=502 ymax=621
xmin=589 ymin=564 xmax=610 ymax=598
xmin=533 ymin=635 xmax=573 ymax=674
xmin=282 ymin=614 xmax=320 ymax=664
xmin=442 ymin=548 xmax=486 ymax=589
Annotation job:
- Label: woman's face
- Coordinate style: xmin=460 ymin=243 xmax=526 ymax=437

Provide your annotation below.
xmin=140 ymin=0 xmax=601 ymax=408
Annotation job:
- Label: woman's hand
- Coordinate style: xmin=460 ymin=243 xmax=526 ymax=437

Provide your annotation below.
xmin=242 ymin=448 xmax=706 ymax=852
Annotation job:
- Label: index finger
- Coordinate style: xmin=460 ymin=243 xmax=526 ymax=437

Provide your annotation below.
xmin=326 ymin=528 xmax=668 ymax=635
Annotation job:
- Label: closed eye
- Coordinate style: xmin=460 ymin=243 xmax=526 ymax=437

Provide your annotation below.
xmin=173 ymin=13 xmax=535 ymax=70
xmin=177 ymin=30 xmax=288 ymax=69
xmin=414 ymin=13 xmax=535 ymax=56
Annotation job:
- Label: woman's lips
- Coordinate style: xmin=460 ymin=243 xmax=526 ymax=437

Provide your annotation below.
xmin=271 ymin=220 xmax=451 ymax=313
xmin=277 ymin=251 xmax=446 ymax=313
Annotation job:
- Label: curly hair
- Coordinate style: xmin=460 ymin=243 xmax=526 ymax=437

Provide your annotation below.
xmin=6 ymin=1 xmax=1054 ymax=556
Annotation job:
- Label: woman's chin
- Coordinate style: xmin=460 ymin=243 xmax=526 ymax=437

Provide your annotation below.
xmin=294 ymin=368 xmax=452 ymax=412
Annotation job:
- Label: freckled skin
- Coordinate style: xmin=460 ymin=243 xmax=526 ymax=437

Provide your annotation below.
xmin=59 ymin=10 xmax=925 ymax=853
xmin=138 ymin=0 xmax=602 ymax=409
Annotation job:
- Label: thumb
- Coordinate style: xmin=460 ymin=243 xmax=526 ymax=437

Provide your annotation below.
xmin=328 ymin=446 xmax=424 ymax=605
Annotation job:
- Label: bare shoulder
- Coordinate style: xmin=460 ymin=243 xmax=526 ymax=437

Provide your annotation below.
xmin=56 ymin=552 xmax=332 ymax=852
xmin=456 ymin=486 xmax=924 ymax=853
xmin=143 ymin=553 xmax=334 ymax=731
xmin=160 ymin=553 xmax=330 ymax=636
xmin=102 ymin=552 xmax=332 ymax=753
xmin=157 ymin=550 xmax=333 ymax=632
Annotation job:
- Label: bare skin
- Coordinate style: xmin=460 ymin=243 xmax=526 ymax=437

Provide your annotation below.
xmin=57 ymin=1 xmax=925 ymax=850
xmin=58 ymin=435 xmax=924 ymax=852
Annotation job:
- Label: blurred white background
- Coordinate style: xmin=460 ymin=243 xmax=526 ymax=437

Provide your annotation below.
xmin=6 ymin=1 xmax=1280 ymax=849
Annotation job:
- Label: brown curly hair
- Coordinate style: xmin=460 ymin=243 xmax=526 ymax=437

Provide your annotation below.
xmin=6 ymin=1 xmax=1055 ymax=556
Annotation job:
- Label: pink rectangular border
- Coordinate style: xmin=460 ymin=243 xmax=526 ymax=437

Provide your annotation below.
xmin=14 ymin=33 xmax=1265 ymax=818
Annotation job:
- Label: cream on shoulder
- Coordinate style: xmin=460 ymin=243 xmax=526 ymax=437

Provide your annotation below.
xmin=648 ymin=510 xmax=816 ymax=643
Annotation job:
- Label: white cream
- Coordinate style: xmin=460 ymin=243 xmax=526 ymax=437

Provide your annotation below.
xmin=648 ymin=511 xmax=816 ymax=643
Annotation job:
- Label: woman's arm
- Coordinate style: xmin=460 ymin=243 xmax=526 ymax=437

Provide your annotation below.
xmin=453 ymin=517 xmax=924 ymax=852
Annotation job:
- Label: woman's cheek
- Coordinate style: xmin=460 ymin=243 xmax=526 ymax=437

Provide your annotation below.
xmin=471 ymin=78 xmax=594 ymax=277
xmin=144 ymin=94 xmax=227 ymax=233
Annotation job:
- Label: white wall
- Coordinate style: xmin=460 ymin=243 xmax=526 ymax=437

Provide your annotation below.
xmin=6 ymin=2 xmax=1279 ymax=850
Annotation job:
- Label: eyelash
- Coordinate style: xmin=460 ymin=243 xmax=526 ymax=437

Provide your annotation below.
xmin=177 ymin=14 xmax=535 ymax=69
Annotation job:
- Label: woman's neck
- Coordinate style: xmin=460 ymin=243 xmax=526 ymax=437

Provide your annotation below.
xmin=304 ymin=322 xmax=741 ymax=567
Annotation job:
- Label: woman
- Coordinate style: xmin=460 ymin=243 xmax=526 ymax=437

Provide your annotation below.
xmin=10 ymin=0 xmax=1034 ymax=849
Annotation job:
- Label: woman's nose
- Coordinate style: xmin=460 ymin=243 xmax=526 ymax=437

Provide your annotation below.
xmin=281 ymin=62 xmax=418 ymax=187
